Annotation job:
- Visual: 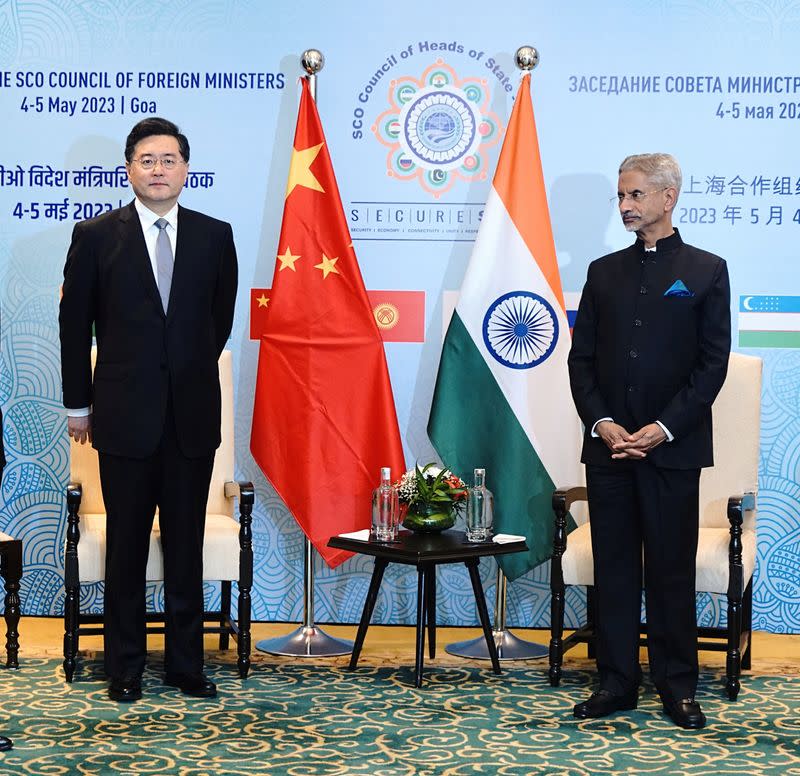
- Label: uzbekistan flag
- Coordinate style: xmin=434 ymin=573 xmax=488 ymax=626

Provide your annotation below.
xmin=427 ymin=73 xmax=583 ymax=581
xmin=739 ymin=295 xmax=800 ymax=348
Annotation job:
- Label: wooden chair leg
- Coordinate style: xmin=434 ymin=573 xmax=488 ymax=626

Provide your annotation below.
xmin=62 ymin=585 xmax=79 ymax=682
xmin=549 ymin=493 xmax=569 ymax=687
xmin=725 ymin=573 xmax=744 ymax=701
xmin=548 ymin=581 xmax=565 ymax=687
xmin=236 ymin=483 xmax=254 ymax=679
xmin=63 ymin=484 xmax=82 ymax=682
xmin=236 ymin=588 xmax=252 ymax=680
xmin=725 ymin=495 xmax=746 ymax=701
xmin=741 ymin=579 xmax=753 ymax=671
xmin=219 ymin=581 xmax=231 ymax=651
xmin=1 ymin=540 xmax=22 ymax=669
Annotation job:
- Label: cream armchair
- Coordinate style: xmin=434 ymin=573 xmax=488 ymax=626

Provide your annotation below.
xmin=549 ymin=352 xmax=761 ymax=700
xmin=63 ymin=349 xmax=253 ymax=681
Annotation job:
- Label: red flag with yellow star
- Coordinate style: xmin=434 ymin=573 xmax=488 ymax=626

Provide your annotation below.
xmin=251 ymin=77 xmax=406 ymax=567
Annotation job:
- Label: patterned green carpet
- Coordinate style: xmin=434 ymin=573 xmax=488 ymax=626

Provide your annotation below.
xmin=1 ymin=657 xmax=798 ymax=775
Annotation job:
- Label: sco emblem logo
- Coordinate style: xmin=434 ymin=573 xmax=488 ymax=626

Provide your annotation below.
xmin=399 ymin=86 xmax=481 ymax=170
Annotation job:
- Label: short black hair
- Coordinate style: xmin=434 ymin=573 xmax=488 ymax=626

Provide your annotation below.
xmin=124 ymin=117 xmax=190 ymax=162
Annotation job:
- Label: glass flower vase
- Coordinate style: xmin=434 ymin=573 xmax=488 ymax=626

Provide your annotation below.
xmin=401 ymin=503 xmax=456 ymax=533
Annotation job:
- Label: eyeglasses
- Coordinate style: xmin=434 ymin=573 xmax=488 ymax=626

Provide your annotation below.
xmin=611 ymin=188 xmax=668 ymax=205
xmin=130 ymin=156 xmax=185 ymax=171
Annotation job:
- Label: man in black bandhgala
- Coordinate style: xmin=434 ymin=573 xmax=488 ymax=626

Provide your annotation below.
xmin=568 ymin=153 xmax=731 ymax=729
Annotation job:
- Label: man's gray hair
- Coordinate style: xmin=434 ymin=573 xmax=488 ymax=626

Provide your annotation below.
xmin=619 ymin=153 xmax=682 ymax=195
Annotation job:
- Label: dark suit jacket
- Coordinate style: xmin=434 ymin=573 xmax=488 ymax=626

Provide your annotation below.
xmin=568 ymin=229 xmax=731 ymax=470
xmin=59 ymin=200 xmax=237 ymax=459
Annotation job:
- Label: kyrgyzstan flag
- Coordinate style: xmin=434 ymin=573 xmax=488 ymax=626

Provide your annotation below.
xmin=250 ymin=288 xmax=425 ymax=343
xmin=251 ymin=77 xmax=406 ymax=568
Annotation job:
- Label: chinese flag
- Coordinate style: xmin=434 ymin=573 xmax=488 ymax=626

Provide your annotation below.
xmin=251 ymin=77 xmax=406 ymax=568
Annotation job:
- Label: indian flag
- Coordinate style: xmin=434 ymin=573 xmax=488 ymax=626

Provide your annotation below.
xmin=739 ymin=295 xmax=800 ymax=348
xmin=427 ymin=73 xmax=583 ymax=581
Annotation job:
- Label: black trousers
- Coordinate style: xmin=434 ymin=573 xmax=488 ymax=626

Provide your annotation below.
xmin=586 ymin=461 xmax=700 ymax=702
xmin=98 ymin=399 xmax=214 ymax=680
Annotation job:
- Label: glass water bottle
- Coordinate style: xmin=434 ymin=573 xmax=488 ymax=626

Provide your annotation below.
xmin=372 ymin=467 xmax=399 ymax=542
xmin=466 ymin=468 xmax=494 ymax=542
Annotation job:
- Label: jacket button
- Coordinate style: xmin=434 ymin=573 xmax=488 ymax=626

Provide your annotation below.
xmin=640 ymin=286 xmax=647 ymax=295
xmin=634 ymin=319 xmax=642 ymax=327
xmin=629 ymin=350 xmax=638 ymax=358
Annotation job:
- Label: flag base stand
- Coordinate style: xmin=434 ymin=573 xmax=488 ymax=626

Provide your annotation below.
xmin=445 ymin=628 xmax=547 ymax=660
xmin=257 ymin=537 xmax=353 ymax=657
xmin=445 ymin=565 xmax=547 ymax=661
xmin=256 ymin=625 xmax=353 ymax=657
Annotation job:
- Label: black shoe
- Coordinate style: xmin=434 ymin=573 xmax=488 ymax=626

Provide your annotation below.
xmin=164 ymin=672 xmax=217 ymax=698
xmin=573 ymin=689 xmax=638 ymax=719
xmin=663 ymin=697 xmax=706 ymax=729
xmin=0 ymin=735 xmax=12 ymax=751
xmin=108 ymin=677 xmax=142 ymax=702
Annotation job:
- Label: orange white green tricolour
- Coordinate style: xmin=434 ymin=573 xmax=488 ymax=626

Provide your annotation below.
xmin=428 ymin=73 xmax=582 ymax=580
xmin=493 ymin=75 xmax=566 ymax=315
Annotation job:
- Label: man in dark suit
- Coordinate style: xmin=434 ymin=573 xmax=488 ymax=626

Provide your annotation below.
xmin=568 ymin=153 xmax=731 ymax=729
xmin=59 ymin=118 xmax=238 ymax=702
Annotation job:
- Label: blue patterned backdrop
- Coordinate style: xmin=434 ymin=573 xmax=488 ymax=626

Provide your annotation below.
xmin=1 ymin=0 xmax=799 ymax=632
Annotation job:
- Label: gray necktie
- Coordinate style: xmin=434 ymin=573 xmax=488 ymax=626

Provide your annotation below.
xmin=155 ymin=218 xmax=173 ymax=312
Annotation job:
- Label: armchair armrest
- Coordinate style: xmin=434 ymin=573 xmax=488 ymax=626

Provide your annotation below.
xmin=552 ymin=485 xmax=587 ymax=514
xmin=224 ymin=481 xmax=254 ymax=591
xmin=727 ymin=491 xmax=756 ymax=523
xmin=551 ymin=485 xmax=586 ymax=561
xmin=224 ymin=480 xmax=254 ymax=506
xmin=66 ymin=482 xmax=83 ymax=510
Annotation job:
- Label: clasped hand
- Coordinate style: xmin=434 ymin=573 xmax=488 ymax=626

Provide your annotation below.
xmin=67 ymin=415 xmax=92 ymax=445
xmin=596 ymin=420 xmax=666 ymax=459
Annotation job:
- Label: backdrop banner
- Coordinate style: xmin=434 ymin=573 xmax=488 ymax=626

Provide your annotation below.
xmin=0 ymin=0 xmax=797 ymax=633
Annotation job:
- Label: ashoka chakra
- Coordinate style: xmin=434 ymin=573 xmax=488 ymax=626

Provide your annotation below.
xmin=482 ymin=291 xmax=559 ymax=370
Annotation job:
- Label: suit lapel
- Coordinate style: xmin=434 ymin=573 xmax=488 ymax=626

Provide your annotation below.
xmin=118 ymin=201 xmax=165 ymax=317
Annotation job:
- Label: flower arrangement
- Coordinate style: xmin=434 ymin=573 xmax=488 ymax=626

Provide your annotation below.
xmin=395 ymin=463 xmax=467 ymax=532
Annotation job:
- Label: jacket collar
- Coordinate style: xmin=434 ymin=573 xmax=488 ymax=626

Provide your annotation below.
xmin=635 ymin=228 xmax=683 ymax=255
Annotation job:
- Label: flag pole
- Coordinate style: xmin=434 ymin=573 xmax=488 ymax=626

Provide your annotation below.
xmin=445 ymin=45 xmax=548 ymax=662
xmin=256 ymin=48 xmax=353 ymax=658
